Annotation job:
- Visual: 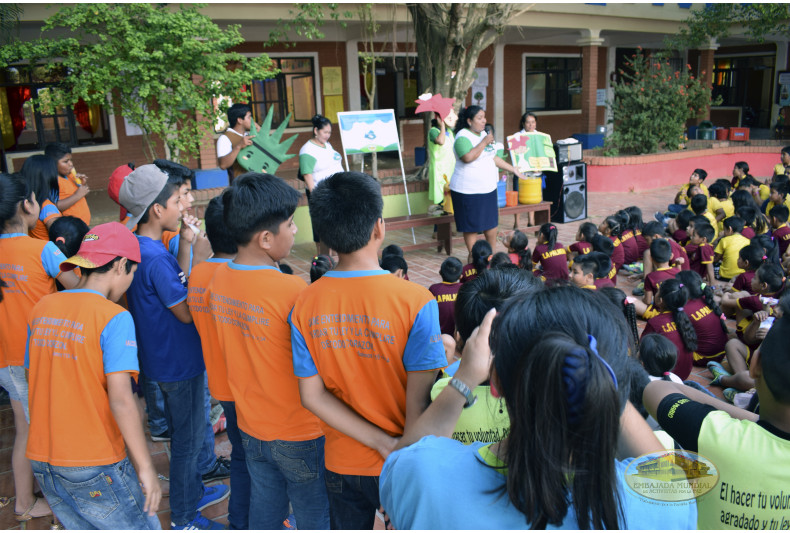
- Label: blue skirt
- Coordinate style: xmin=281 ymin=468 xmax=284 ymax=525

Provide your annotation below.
xmin=450 ymin=189 xmax=499 ymax=233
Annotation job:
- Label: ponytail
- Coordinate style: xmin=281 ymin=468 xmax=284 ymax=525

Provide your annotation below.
xmin=659 ymin=279 xmax=697 ymax=352
xmin=471 ymin=239 xmax=493 ymax=274
xmin=676 ymin=270 xmax=728 ymax=334
xmin=739 ymin=243 xmax=765 ymax=272
xmin=752 ymin=233 xmax=780 ymax=266
xmin=603 ymin=216 xmax=622 ymax=237
xmin=756 ymin=263 xmax=787 ymax=295
xmin=509 ymin=230 xmax=532 ymax=270
xmin=639 ymin=333 xmax=678 ymax=379
xmin=539 ymin=223 xmax=557 ymax=251
xmin=599 ymin=287 xmax=639 ymax=352
xmin=493 ymin=330 xmax=621 ymax=529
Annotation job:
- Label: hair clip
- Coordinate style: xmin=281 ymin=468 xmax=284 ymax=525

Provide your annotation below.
xmin=763 ymin=255 xmax=768 ymax=260
xmin=549 ymin=225 xmax=556 ymax=230
xmin=678 ymin=283 xmax=684 ymax=288
xmin=700 ymin=282 xmax=707 ymax=290
xmin=623 ymin=297 xmax=629 ymax=307
xmin=678 ymin=306 xmax=685 ymax=312
xmin=587 ymin=334 xmax=618 ymax=390
xmin=720 ymin=313 xmax=727 ymax=321
xmin=55 ymin=236 xmax=66 ymax=243
xmin=663 ymin=371 xmax=670 ymax=376
xmin=313 ymin=256 xmax=320 ymax=261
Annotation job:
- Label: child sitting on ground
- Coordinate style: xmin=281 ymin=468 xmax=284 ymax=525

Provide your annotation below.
xmin=643 ymin=296 xmax=790 ymax=529
xmin=675 ymin=270 xmax=729 ymax=366
xmin=643 ymin=239 xmax=679 ymax=306
xmin=567 ymin=221 xmax=596 ymax=260
xmin=708 ymin=181 xmax=734 ymax=233
xmin=690 ymin=192 xmax=718 ymax=241
xmin=729 ymin=244 xmax=764 ymax=294
xmin=532 ymin=223 xmax=568 ymax=284
xmin=429 ymin=257 xmax=463 ymax=337
xmin=685 ymin=222 xmax=716 ymax=285
xmin=568 ymin=253 xmax=598 ymax=290
xmin=381 ymin=254 xmax=409 ymax=279
xmin=640 ymin=279 xmax=697 ymax=380
xmin=310 ymin=254 xmax=335 ymax=283
xmin=489 ymin=252 xmax=514 ymax=269
xmin=714 ymin=216 xmax=751 ymax=281
xmin=503 ymin=229 xmax=531 ymax=270
xmin=598 ymin=215 xmax=625 ymax=272
xmin=617 ymin=210 xmax=641 ymax=266
xmin=461 ymin=239 xmax=492 ymax=283
xmin=768 ymin=205 xmax=790 ymax=257
xmin=591 ymin=234 xmax=618 ymax=286
xmin=640 ymin=333 xmax=683 ymax=384
xmin=661 ymin=168 xmax=708 ymax=218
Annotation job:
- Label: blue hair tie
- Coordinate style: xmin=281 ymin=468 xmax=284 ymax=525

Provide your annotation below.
xmin=561 ymin=335 xmax=618 ymax=426
xmin=587 ymin=334 xmax=618 ymax=390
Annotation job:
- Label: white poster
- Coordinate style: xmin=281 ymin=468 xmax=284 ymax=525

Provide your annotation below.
xmin=124 ymin=116 xmax=144 ymax=137
xmin=336 ymin=110 xmax=400 ymax=155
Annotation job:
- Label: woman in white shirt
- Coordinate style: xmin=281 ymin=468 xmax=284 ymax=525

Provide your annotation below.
xmin=450 ymin=106 xmax=524 ymax=262
xmin=299 ymin=114 xmax=345 ymax=255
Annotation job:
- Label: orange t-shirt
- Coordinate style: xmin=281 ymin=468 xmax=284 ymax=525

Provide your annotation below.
xmin=290 ymin=270 xmax=446 ymax=476
xmin=208 ymin=262 xmax=321 ymax=441
xmin=58 ymin=175 xmax=91 ymax=226
xmin=29 ymin=199 xmax=61 ymax=241
xmin=187 ymin=258 xmax=233 ymax=401
xmin=0 ymin=234 xmax=64 ymax=367
xmin=26 ymin=290 xmax=138 ymax=466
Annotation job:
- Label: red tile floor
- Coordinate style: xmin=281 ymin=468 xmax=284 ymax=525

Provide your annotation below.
xmin=2 ymin=183 xmax=735 ymax=529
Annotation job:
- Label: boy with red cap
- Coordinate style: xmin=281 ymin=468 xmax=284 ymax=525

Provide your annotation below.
xmin=25 ymin=222 xmax=162 ymax=529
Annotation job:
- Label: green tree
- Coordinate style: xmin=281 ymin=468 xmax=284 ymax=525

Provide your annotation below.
xmin=0 ymin=3 xmax=277 ymax=162
xmin=668 ymin=3 xmax=790 ymax=49
xmin=604 ymin=49 xmax=720 ymax=155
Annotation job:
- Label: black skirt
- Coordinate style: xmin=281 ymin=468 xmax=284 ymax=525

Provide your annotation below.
xmin=450 ymin=189 xmax=499 ymax=233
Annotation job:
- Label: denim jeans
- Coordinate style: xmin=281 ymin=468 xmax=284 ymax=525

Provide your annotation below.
xmin=159 ymin=373 xmax=205 ymax=525
xmin=324 ymin=470 xmax=380 ymax=530
xmin=31 ymin=457 xmax=161 ymax=530
xmin=139 ymin=372 xmax=168 ymax=436
xmin=197 ymin=372 xmax=218 ymax=475
xmin=220 ymin=401 xmax=250 ymax=530
xmin=240 ymin=431 xmax=329 ymax=530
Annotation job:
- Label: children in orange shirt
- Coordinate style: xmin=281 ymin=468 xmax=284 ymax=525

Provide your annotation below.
xmin=44 ymin=143 xmax=91 ymax=226
xmin=25 ymin=222 xmax=162 ymax=529
xmin=290 ymin=172 xmax=446 ymax=529
xmin=20 ymin=155 xmax=62 ymax=240
xmin=208 ymin=174 xmax=328 ymax=529
xmin=0 ymin=173 xmax=79 ymax=522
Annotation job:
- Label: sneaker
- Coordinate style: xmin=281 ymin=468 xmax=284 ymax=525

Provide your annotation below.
xmin=150 ymin=429 xmax=170 ymax=442
xmin=202 ymin=456 xmax=231 ymax=483
xmin=197 ymin=483 xmax=230 ymax=511
xmin=723 ymin=388 xmax=738 ymax=403
xmin=707 ymin=361 xmax=731 ymax=386
xmin=654 ymin=211 xmax=665 ymax=224
xmin=632 ymin=282 xmax=645 ymax=297
xmin=171 ymin=511 xmax=224 ymax=530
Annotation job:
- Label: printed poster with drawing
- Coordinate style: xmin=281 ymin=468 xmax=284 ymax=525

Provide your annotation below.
xmin=336 ymin=110 xmax=400 ymax=154
xmin=507 ymin=131 xmax=557 ymax=173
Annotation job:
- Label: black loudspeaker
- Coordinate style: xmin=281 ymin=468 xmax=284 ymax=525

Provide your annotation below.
xmin=544 ymin=162 xmax=587 ymax=223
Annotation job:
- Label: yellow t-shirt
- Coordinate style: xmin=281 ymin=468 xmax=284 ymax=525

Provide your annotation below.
xmin=766 ymin=197 xmax=790 ymax=217
xmin=714 ymin=233 xmax=751 ymax=279
xmin=709 ymin=197 xmax=734 ymax=233
xmin=679 ymin=182 xmax=709 ymax=204
xmin=702 ymin=211 xmax=719 ymax=241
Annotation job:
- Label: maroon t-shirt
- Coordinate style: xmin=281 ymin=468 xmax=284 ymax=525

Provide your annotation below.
xmin=732 ymin=270 xmax=756 ymax=293
xmin=594 ymin=276 xmax=615 ymax=289
xmin=644 ymin=267 xmax=679 ymax=297
xmin=772 ymin=224 xmax=790 ymax=256
xmin=687 ymin=243 xmax=714 ymax=278
xmin=568 ymin=241 xmax=592 ymax=256
xmin=460 ymin=264 xmax=480 ymax=284
xmin=609 ymin=235 xmax=625 ymax=270
xmin=635 ymin=231 xmax=649 ymax=256
xmin=672 ymin=229 xmax=689 ymax=247
xmin=532 ymin=243 xmax=568 ymax=281
xmin=641 ymin=312 xmax=694 ymax=380
xmin=620 ymin=230 xmax=640 ymax=264
xmin=428 ymin=281 xmax=462 ymax=336
xmin=684 ymin=298 xmax=728 ymax=358
xmin=741 ymin=227 xmax=756 ymax=240
xmin=669 ymin=239 xmax=690 ymax=271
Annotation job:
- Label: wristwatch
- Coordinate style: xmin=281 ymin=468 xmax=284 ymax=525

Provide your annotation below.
xmin=448 ymin=377 xmax=477 ymax=408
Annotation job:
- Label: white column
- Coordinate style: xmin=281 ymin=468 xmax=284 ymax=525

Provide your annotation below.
xmin=772 ymin=40 xmax=788 ymax=129
xmin=605 ymin=45 xmax=616 ymax=135
xmin=494 ymin=43 xmax=505 ymax=142
xmin=346 ymin=40 xmax=361 ymax=112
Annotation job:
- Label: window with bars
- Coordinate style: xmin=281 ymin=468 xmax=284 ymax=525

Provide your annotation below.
xmin=524 ymin=57 xmax=582 ymax=111
xmin=0 ymin=66 xmax=112 ymax=154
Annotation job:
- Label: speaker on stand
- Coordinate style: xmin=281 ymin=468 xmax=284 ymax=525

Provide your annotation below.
xmin=544 ymin=162 xmax=587 ymax=223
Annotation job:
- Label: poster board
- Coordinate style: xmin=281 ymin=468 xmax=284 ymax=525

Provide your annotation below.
xmin=506 ymin=131 xmax=557 ymax=173
xmin=336 ymin=110 xmax=401 ymax=156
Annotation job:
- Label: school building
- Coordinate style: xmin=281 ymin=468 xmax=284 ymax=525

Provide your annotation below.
xmin=3 ymin=3 xmax=789 ymax=189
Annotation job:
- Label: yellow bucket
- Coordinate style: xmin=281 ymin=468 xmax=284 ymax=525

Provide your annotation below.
xmin=518 ymin=177 xmax=542 ymax=204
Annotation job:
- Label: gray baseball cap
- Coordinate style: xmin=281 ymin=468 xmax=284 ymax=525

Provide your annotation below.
xmin=118 ymin=164 xmax=169 ymax=229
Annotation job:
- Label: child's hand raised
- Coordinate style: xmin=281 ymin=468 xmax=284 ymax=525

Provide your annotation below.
xmin=455 ymin=307 xmax=496 ymax=389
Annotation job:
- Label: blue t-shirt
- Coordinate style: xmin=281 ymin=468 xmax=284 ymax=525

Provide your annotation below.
xmin=167 ymin=234 xmax=194 ymax=277
xmin=125 ymin=235 xmax=204 ymax=382
xmin=381 ymin=436 xmax=698 ymax=530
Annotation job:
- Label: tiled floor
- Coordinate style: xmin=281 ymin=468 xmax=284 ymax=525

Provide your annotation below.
xmin=5 ymin=181 xmax=738 ymax=529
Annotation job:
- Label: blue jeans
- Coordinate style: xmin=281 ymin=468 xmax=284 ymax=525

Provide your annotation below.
xmin=220 ymin=401 xmax=250 ymax=530
xmin=240 ymin=431 xmax=329 ymax=530
xmin=139 ymin=373 xmax=168 ymax=436
xmin=197 ymin=373 xmax=218 ymax=475
xmin=159 ymin=373 xmax=205 ymax=525
xmin=31 ymin=457 xmax=161 ymax=530
xmin=324 ymin=470 xmax=379 ymax=530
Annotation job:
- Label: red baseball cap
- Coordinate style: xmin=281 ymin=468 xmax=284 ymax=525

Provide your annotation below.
xmin=60 ymin=222 xmax=141 ymax=272
xmin=108 ymin=164 xmax=134 ymax=220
